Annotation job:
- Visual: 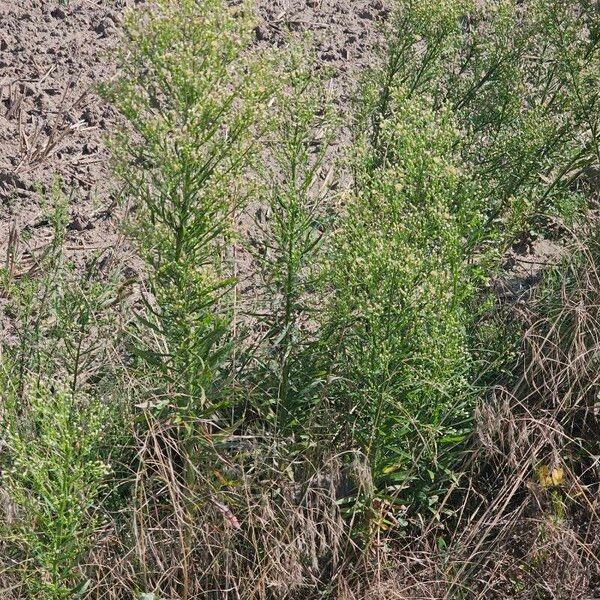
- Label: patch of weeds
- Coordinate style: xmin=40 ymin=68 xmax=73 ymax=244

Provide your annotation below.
xmin=2 ymin=382 xmax=109 ymax=600
xmin=245 ymin=42 xmax=339 ymax=432
xmin=323 ymin=93 xmax=480 ymax=517
xmin=317 ymin=0 xmax=599 ymax=526
xmin=105 ymin=0 xmax=272 ymax=417
xmin=0 ymin=202 xmax=126 ymax=598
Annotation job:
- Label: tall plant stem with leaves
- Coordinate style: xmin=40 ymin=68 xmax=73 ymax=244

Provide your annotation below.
xmin=248 ymin=47 xmax=338 ymax=432
xmin=107 ymin=0 xmax=269 ymax=418
xmin=106 ymin=1 xmax=270 ymax=596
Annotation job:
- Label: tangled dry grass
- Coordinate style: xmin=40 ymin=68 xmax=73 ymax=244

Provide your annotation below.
xmin=401 ymin=233 xmax=600 ymax=599
xmin=470 ymin=235 xmax=600 ymax=597
xmin=85 ymin=418 xmax=368 ymax=599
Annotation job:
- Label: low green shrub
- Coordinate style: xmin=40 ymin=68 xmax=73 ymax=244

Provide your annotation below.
xmin=0 ymin=203 xmax=125 ymax=599
xmin=2 ymin=382 xmax=109 ymax=599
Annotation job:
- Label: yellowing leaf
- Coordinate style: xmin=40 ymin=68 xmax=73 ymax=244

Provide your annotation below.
xmin=536 ymin=465 xmax=564 ymax=488
xmin=382 ymin=463 xmax=401 ymax=474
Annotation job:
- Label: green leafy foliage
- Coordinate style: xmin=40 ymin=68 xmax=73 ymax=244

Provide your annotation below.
xmin=2 ymin=383 xmax=109 ymax=599
xmin=324 ymin=95 xmax=478 ymax=511
xmin=105 ymin=0 xmax=270 ymax=416
xmin=318 ymin=0 xmax=600 ymax=519
xmin=0 ymin=203 xmax=123 ymax=599
xmin=246 ymin=45 xmax=338 ymax=431
xmin=370 ymin=0 xmax=600 ymax=238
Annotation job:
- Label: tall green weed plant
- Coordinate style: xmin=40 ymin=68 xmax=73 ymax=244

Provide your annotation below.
xmin=246 ymin=45 xmax=339 ymax=434
xmin=322 ymin=0 xmax=600 ymax=519
xmin=324 ymin=95 xmax=478 ymax=514
xmin=106 ymin=0 xmax=270 ymax=417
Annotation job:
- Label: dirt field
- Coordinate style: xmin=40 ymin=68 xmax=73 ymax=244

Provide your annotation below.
xmin=1 ymin=1 xmax=125 ymax=268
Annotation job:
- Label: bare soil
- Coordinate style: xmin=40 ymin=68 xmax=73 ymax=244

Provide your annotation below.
xmin=0 ymin=1 xmax=133 ymax=274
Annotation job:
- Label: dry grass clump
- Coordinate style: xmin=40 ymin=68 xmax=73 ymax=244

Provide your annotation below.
xmin=86 ymin=417 xmax=368 ymax=599
xmin=470 ymin=237 xmax=600 ymax=597
xmin=387 ymin=234 xmax=600 ymax=599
